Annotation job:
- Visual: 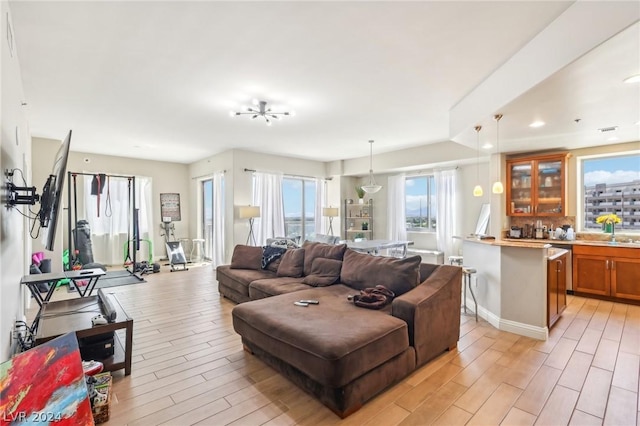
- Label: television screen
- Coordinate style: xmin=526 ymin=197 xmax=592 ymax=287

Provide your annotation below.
xmin=40 ymin=130 xmax=71 ymax=251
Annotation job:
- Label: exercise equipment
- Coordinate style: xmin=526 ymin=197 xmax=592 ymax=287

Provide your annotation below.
xmin=165 ymin=241 xmax=188 ymax=272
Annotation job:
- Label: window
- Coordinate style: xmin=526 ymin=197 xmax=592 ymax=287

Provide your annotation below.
xmin=282 ymin=177 xmax=316 ymax=240
xmin=580 ymin=153 xmax=640 ymax=232
xmin=405 ymin=175 xmax=436 ymax=231
xmin=202 ymin=179 xmax=213 ymax=260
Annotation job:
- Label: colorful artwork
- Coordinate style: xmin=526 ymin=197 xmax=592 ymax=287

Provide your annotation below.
xmin=1 ymin=332 xmax=94 ymax=425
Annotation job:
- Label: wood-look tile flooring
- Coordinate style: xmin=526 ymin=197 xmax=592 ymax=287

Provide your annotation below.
xmin=31 ymin=266 xmax=640 ymax=425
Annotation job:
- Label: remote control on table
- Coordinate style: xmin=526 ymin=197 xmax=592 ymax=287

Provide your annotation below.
xmin=294 ymin=301 xmax=309 ymax=307
xmin=299 ymin=300 xmax=319 ymax=304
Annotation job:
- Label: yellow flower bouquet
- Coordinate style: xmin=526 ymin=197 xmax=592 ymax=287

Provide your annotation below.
xmin=596 ymin=213 xmax=621 ymax=241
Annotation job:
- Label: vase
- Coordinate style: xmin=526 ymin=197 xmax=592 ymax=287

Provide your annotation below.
xmin=358 ymin=198 xmax=364 ymax=204
xmin=603 ymin=223 xmax=613 ymax=233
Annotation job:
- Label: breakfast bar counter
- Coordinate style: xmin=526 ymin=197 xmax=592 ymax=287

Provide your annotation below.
xmin=462 ymin=237 xmax=554 ymax=340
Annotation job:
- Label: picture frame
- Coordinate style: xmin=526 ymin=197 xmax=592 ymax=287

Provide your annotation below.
xmin=160 ymin=193 xmax=181 ymax=221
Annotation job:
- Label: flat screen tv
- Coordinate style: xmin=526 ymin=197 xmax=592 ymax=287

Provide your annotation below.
xmin=40 ymin=130 xmax=72 ymax=251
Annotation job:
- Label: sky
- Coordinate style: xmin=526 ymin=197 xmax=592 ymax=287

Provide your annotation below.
xmin=583 ymin=154 xmax=640 ymax=187
xmin=405 ymin=176 xmax=435 ymax=216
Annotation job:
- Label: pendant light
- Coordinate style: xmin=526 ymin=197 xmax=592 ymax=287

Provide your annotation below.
xmin=492 ymin=114 xmax=504 ymax=194
xmin=473 ymin=125 xmax=483 ymax=197
xmin=362 ymin=140 xmax=382 ymax=193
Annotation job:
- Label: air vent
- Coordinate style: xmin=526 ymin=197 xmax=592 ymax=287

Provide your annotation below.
xmin=598 ymin=126 xmax=618 ymax=133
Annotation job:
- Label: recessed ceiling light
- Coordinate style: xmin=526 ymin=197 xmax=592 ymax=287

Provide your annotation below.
xmin=482 ymin=143 xmax=493 ymax=149
xmin=623 ymin=74 xmax=640 ymax=83
xmin=608 ymin=136 xmax=619 ymax=142
xmin=529 ymin=121 xmax=545 ymax=128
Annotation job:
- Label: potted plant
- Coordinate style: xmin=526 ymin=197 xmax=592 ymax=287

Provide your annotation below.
xmin=361 ymin=222 xmax=369 ymax=231
xmin=355 ymin=186 xmax=365 ymax=204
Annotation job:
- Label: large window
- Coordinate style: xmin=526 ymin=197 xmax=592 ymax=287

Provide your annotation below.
xmin=405 ymin=175 xmax=436 ymax=232
xmin=282 ymin=177 xmax=316 ymax=240
xmin=581 ymin=153 xmax=640 ymax=232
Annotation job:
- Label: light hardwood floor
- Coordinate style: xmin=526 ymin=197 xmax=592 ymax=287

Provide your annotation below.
xmin=33 ymin=265 xmax=640 ymax=425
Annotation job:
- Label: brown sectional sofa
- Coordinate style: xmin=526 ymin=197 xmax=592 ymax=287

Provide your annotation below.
xmin=216 ymin=241 xmax=462 ymax=417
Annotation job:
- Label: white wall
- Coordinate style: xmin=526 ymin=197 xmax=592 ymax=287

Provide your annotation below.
xmin=1 ymin=2 xmax=31 ymax=361
xmin=31 ymin=138 xmax=191 ymax=264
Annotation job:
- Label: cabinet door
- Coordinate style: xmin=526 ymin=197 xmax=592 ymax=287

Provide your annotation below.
xmin=535 ymin=158 xmax=564 ymax=216
xmin=548 ymin=259 xmax=559 ymax=327
xmin=574 ymin=254 xmax=610 ymax=296
xmin=611 ymin=257 xmax=640 ymax=300
xmin=507 ymin=160 xmax=533 ymax=215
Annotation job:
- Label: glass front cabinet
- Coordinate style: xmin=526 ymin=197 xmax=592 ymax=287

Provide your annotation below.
xmin=506 ymin=153 xmax=567 ymax=217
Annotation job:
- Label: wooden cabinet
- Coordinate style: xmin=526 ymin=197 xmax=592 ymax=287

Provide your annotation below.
xmin=573 ymin=245 xmax=640 ymax=302
xmin=548 ymin=251 xmax=567 ymax=328
xmin=507 ymin=153 xmax=567 ymax=216
xmin=344 ymin=199 xmax=373 ymax=240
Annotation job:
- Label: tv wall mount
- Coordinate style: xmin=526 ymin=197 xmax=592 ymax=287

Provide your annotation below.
xmin=5 ymin=169 xmax=42 ymax=207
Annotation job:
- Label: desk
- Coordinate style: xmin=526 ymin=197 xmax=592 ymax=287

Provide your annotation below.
xmin=35 ymin=295 xmax=133 ymax=375
xmin=346 ymin=240 xmax=413 ymax=257
xmin=21 ymin=268 xmax=106 ymax=332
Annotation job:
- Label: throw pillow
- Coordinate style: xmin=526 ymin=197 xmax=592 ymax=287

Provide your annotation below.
xmin=301 ymin=241 xmax=347 ymax=276
xmin=230 ymin=245 xmax=262 ymax=270
xmin=302 ymin=258 xmax=342 ymax=287
xmin=261 ymin=246 xmax=287 ymax=269
xmin=340 ymin=249 xmax=421 ymax=296
xmin=277 ymin=248 xmax=305 ymax=278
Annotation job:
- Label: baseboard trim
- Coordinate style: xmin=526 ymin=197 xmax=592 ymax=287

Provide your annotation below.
xmin=477 ymin=305 xmax=549 ymax=341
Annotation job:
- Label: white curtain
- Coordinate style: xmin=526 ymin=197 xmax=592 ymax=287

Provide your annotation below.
xmin=252 ymin=172 xmax=285 ymax=246
xmin=83 ymin=175 xmax=153 ymax=266
xmin=434 ymin=168 xmax=459 ymax=260
xmin=315 ymin=179 xmax=327 ymax=235
xmin=211 ymin=171 xmax=225 ymax=267
xmin=387 ymin=174 xmax=407 ymax=241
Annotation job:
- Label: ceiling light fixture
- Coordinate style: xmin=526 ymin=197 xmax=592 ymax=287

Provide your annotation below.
xmin=482 ymin=143 xmax=493 ymax=149
xmin=362 ymin=140 xmax=382 ymax=194
xmin=473 ymin=125 xmax=483 ymax=197
xmin=529 ymin=121 xmax=545 ymax=128
xmin=230 ymin=99 xmax=294 ymax=126
xmin=492 ymin=114 xmax=504 ymax=194
xmin=623 ymin=74 xmax=640 ymax=84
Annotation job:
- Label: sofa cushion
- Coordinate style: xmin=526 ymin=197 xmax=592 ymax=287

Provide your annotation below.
xmin=277 ymin=248 xmax=305 ymax=278
xmin=249 ymin=277 xmax=310 ymax=300
xmin=340 ymin=249 xmax=421 ymax=296
xmin=230 ymin=245 xmax=262 ymax=270
xmin=232 ymin=285 xmax=409 ymax=387
xmin=302 ymin=258 xmax=342 ymax=287
xmin=302 ymin=241 xmax=347 ymax=276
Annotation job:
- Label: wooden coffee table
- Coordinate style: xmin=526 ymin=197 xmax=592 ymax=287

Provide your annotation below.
xmin=35 ymin=295 xmax=133 ymax=375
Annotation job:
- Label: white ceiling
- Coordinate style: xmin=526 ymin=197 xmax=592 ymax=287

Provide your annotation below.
xmin=9 ymin=1 xmax=640 ymax=165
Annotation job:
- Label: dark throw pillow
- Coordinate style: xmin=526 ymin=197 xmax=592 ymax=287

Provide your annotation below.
xmin=261 ymin=246 xmax=287 ymax=269
xmin=277 ymin=248 xmax=305 ymax=278
xmin=340 ymin=249 xmax=421 ymax=296
xmin=230 ymin=245 xmax=262 ymax=270
xmin=302 ymin=258 xmax=342 ymax=287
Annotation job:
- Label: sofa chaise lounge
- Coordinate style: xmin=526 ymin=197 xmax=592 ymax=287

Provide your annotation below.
xmin=216 ymin=241 xmax=462 ymax=417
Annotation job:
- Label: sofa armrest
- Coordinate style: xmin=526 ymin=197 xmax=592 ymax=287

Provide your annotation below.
xmin=392 ymin=265 xmax=462 ymax=366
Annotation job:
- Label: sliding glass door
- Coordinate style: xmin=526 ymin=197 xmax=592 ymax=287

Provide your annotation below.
xmin=202 ymin=179 xmax=213 ymax=260
xmin=282 ymin=177 xmax=316 ymax=241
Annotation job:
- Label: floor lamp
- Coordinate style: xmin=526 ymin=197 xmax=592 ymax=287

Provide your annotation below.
xmin=239 ymin=206 xmax=260 ymax=245
xmin=322 ymin=207 xmax=339 ymax=236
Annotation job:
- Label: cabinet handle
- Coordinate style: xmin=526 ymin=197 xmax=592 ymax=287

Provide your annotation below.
xmin=606 ymin=260 xmax=609 ymax=270
xmin=557 ymin=259 xmax=563 ymax=273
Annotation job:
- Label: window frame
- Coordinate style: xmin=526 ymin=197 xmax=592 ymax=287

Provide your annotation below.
xmin=282 ymin=176 xmax=317 ymax=240
xmin=405 ymin=174 xmax=436 ymax=233
xmin=577 ymin=150 xmax=640 ymax=234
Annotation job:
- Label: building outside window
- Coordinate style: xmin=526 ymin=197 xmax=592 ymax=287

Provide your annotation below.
xmin=282 ymin=177 xmax=316 ymax=241
xmin=405 ymin=175 xmax=437 ymax=232
xmin=581 ymin=153 xmax=640 ymax=232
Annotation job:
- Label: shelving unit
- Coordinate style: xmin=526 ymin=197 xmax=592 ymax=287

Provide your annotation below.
xmin=344 ymin=199 xmax=373 ymax=240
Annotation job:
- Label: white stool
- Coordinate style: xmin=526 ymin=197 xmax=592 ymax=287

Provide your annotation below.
xmin=462 ymin=267 xmax=478 ymax=322
xmin=191 ymin=239 xmax=205 ymax=263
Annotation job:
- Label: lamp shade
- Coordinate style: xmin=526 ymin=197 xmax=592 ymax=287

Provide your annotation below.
xmin=322 ymin=207 xmax=339 ymax=217
xmin=492 ymin=181 xmax=504 ymax=194
xmin=239 ymin=206 xmax=261 ymax=218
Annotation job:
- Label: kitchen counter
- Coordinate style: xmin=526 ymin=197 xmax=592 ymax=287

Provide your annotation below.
xmin=502 ymin=238 xmax=640 ymax=249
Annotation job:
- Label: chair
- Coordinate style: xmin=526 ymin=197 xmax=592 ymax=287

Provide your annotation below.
xmin=191 ymin=238 xmax=205 ymax=263
xmin=462 ymin=267 xmax=478 ymax=322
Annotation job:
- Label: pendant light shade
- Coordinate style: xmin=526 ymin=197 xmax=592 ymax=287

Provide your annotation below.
xmin=492 ymin=114 xmax=504 ymax=194
xmin=362 ymin=140 xmax=382 ymax=194
xmin=473 ymin=125 xmax=483 ymax=197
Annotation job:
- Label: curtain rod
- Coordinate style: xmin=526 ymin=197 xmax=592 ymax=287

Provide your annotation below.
xmin=244 ymin=168 xmax=332 ymax=181
xmin=191 ymin=170 xmax=226 ymax=180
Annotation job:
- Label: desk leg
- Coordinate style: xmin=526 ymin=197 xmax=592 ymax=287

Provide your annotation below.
xmin=124 ymin=319 xmax=133 ymax=376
